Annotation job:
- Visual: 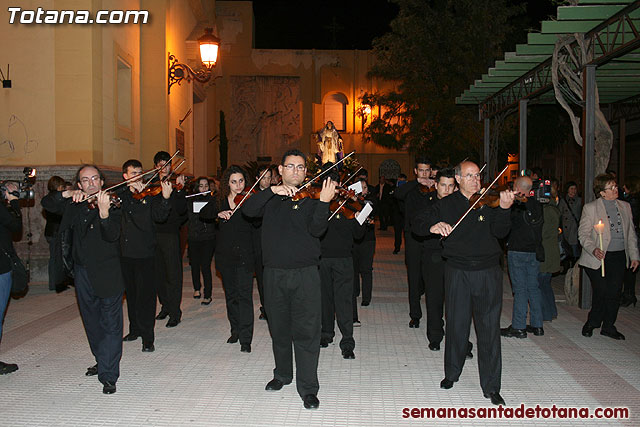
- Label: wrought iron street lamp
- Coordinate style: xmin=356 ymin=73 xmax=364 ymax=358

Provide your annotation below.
xmin=168 ymin=27 xmax=220 ymax=94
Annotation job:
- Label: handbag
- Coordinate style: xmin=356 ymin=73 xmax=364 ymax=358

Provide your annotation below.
xmin=3 ymin=249 xmax=28 ymax=295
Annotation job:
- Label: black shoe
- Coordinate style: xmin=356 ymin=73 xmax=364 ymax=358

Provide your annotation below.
xmin=227 ymin=334 xmax=239 ymax=344
xmin=156 ymin=310 xmax=169 ymax=320
xmin=85 ymin=364 xmax=98 ymax=376
xmin=361 ymin=301 xmax=370 ymax=307
xmin=265 ymin=378 xmax=286 ymax=391
xmin=353 ymin=319 xmax=361 ymax=327
xmin=466 ymin=342 xmax=473 ymax=359
xmin=166 ymin=318 xmax=180 ymax=328
xmin=102 ymin=381 xmax=116 ymax=394
xmin=201 ymin=298 xmax=212 ymax=305
xmin=620 ymin=295 xmax=637 ymax=308
xmin=342 ymin=349 xmax=355 ymax=359
xmin=303 ymin=394 xmax=320 ymax=409
xmin=526 ymin=325 xmax=544 ymax=336
xmin=428 ymin=342 xmax=440 ymax=351
xmin=122 ymin=333 xmax=139 ymax=342
xmin=320 ymin=340 xmax=329 ymax=348
xmin=240 ymin=344 xmax=252 ymax=353
xmin=409 ymin=319 xmax=420 ymax=328
xmin=601 ymin=329 xmax=625 ymax=340
xmin=500 ymin=325 xmax=527 ymax=338
xmin=440 ymin=378 xmax=455 ymax=389
xmin=142 ymin=341 xmax=155 ymax=352
xmin=484 ymin=391 xmax=505 ymax=406
xmin=582 ymin=323 xmax=594 ymax=337
xmin=0 ymin=361 xmax=18 ymax=375
xmin=393 ymin=249 xmax=399 ymax=254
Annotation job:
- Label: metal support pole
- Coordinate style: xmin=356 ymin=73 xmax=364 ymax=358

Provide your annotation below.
xmin=519 ymin=99 xmax=528 ymax=173
xmin=620 ymin=118 xmax=626 ymax=182
xmin=579 ymin=64 xmax=597 ymax=310
xmin=484 ymin=118 xmax=490 ymax=182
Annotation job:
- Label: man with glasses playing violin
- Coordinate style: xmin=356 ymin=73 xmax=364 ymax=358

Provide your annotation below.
xmin=41 ymin=165 xmax=124 ymax=394
xmin=427 ymin=161 xmax=515 ymax=406
xmin=152 ymin=151 xmax=188 ymax=328
xmin=118 ymin=159 xmax=173 ymax=352
xmin=243 ymin=149 xmax=336 ymax=410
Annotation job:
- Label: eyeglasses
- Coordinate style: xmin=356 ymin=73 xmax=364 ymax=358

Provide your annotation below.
xmin=283 ymin=164 xmax=306 ymax=172
xmin=604 ymin=185 xmax=618 ymax=191
xmin=80 ymin=175 xmax=101 ymax=185
xmin=460 ymin=173 xmax=481 ymax=181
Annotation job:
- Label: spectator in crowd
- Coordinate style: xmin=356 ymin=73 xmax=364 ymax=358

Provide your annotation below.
xmin=621 ymin=176 xmax=639 ymax=307
xmin=43 ymin=176 xmax=66 ymax=291
xmin=539 ymin=178 xmax=561 ymax=322
xmin=558 ymin=181 xmax=582 ymax=264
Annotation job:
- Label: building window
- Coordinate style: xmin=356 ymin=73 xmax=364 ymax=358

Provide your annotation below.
xmin=323 ymin=93 xmax=348 ymax=131
xmin=114 ymin=46 xmax=134 ymax=142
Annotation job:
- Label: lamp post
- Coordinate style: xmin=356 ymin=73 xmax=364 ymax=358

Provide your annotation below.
xmin=168 ymin=28 xmax=220 ymax=94
xmin=359 ymin=104 xmax=372 ymax=131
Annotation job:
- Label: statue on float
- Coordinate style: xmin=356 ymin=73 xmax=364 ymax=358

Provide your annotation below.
xmin=316 ymin=121 xmax=343 ymax=165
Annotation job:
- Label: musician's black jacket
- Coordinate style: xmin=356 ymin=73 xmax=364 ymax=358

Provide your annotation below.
xmin=117 ymin=188 xmax=171 ymax=258
xmin=41 ymin=191 xmax=124 ymax=297
xmin=320 ymin=214 xmax=365 ymax=258
xmin=242 ymin=188 xmax=330 ymax=269
xmin=214 ymin=196 xmax=254 ymax=269
xmin=425 ymin=191 xmax=511 ymax=271
xmin=186 ymin=194 xmax=217 ymax=242
xmin=395 ymin=180 xmax=432 ymax=231
xmin=0 ymin=200 xmax=22 ymax=274
xmin=410 ymin=193 xmax=444 ymax=252
xmin=355 ymin=195 xmax=376 ymax=244
xmin=153 ymin=186 xmax=187 ymax=233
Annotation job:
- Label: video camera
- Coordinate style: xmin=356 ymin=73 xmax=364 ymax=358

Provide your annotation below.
xmin=530 ymin=178 xmax=552 ymax=204
xmin=0 ymin=167 xmax=37 ymax=200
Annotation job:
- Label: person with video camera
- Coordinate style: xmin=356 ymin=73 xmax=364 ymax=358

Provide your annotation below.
xmin=1 ymin=182 xmax=22 ymax=375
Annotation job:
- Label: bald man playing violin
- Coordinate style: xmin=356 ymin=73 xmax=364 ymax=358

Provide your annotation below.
xmin=243 ymin=149 xmax=336 ymax=410
xmin=427 ymin=161 xmax=515 ymax=407
xmin=41 ymin=164 xmax=125 ymax=394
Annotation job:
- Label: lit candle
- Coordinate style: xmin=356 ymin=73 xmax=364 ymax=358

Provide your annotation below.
xmin=594 ymin=220 xmax=605 ymax=277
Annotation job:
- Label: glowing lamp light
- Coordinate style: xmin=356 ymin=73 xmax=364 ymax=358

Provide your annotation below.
xmin=198 ymin=28 xmax=220 ymax=69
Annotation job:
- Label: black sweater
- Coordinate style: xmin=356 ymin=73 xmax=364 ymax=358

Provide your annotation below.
xmin=410 ymin=193 xmax=444 ymax=252
xmin=41 ymin=191 xmax=124 ymax=298
xmin=215 ymin=197 xmax=254 ymax=269
xmin=0 ymin=200 xmax=22 ymax=274
xmin=242 ymin=188 xmax=330 ymax=269
xmin=187 ymin=195 xmax=217 ymax=242
xmin=320 ymin=214 xmax=365 ymax=258
xmin=154 ymin=189 xmax=187 ymax=234
xmin=118 ymin=188 xmax=171 ymax=259
xmin=426 ymin=191 xmax=511 ymax=270
xmin=507 ymin=198 xmax=543 ymax=253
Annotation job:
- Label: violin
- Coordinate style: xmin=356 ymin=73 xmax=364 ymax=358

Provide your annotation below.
xmin=132 ymin=179 xmax=185 ymax=200
xmin=233 ymin=188 xmax=257 ymax=206
xmin=86 ymin=192 xmax=122 ymax=210
xmin=469 ymin=184 xmax=526 ymax=210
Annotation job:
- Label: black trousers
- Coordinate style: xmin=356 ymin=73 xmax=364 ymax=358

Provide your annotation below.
xmin=584 ymin=250 xmax=626 ymax=333
xmin=121 ymin=256 xmax=156 ymax=343
xmin=353 ymin=240 xmax=375 ymax=305
xmin=444 ymin=264 xmax=502 ymax=395
xmin=188 ymin=239 xmax=215 ymax=299
xmin=320 ymin=257 xmax=355 ymax=351
xmin=394 ymin=213 xmax=404 ymax=251
xmin=264 ymin=266 xmax=321 ymax=398
xmin=74 ymin=266 xmax=123 ymax=385
xmin=218 ymin=264 xmax=254 ymax=345
xmin=155 ymin=232 xmax=183 ymax=321
xmin=422 ymin=249 xmax=445 ymax=345
xmin=405 ymin=232 xmax=424 ymax=320
xmin=254 ymin=249 xmax=266 ymax=313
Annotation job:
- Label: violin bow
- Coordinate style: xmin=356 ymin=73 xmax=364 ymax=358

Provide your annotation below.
xmin=341 ymin=166 xmax=363 ymax=188
xmin=142 ymin=150 xmax=181 ymax=190
xmin=297 ymin=151 xmax=355 ymax=192
xmin=229 ymin=167 xmax=270 ymax=217
xmin=444 ymin=164 xmax=509 ymax=238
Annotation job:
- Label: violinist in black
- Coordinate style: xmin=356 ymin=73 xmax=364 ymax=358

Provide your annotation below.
xmin=319 ymin=171 xmax=365 ymax=359
xmin=187 ymin=177 xmax=217 ymax=305
xmin=394 ymin=156 xmax=434 ymax=328
xmin=152 ymin=151 xmax=188 ymax=328
xmin=242 ymin=149 xmax=336 ymax=410
xmin=41 ymin=165 xmax=124 ymax=395
xmin=118 ymin=159 xmax=172 ymax=352
xmin=353 ymin=179 xmax=376 ymax=321
xmin=215 ymin=166 xmax=255 ymax=353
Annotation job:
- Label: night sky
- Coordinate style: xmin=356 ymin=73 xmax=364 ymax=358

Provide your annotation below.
xmin=250 ymin=0 xmax=557 ymax=50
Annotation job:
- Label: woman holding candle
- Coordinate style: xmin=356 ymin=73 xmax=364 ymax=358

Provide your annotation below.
xmin=578 ymin=173 xmax=639 ymax=340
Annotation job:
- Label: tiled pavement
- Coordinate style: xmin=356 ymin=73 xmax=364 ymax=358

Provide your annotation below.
xmin=1 ymin=230 xmax=639 ymax=426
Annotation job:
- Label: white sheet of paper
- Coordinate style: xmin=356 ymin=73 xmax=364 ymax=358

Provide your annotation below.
xmin=348 ymin=181 xmax=363 ymax=195
xmin=355 ymin=202 xmax=373 ymax=225
xmin=193 ymin=201 xmax=208 ymax=213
